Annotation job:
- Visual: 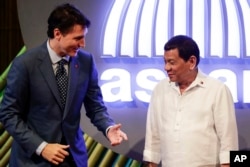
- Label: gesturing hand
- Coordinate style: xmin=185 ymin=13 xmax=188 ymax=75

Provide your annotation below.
xmin=41 ymin=143 xmax=70 ymax=165
xmin=107 ymin=123 xmax=128 ymax=146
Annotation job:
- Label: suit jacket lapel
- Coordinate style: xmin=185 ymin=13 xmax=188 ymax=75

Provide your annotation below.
xmin=63 ymin=57 xmax=79 ymax=118
xmin=38 ymin=43 xmax=63 ymax=110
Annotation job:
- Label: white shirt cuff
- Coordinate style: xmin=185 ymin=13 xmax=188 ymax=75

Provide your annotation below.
xmin=106 ymin=125 xmax=114 ymax=136
xmin=36 ymin=141 xmax=48 ymax=156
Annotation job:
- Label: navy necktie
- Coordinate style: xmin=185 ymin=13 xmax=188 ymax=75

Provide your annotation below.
xmin=56 ymin=59 xmax=68 ymax=109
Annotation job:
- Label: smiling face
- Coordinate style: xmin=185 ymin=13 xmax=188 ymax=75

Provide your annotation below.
xmin=164 ymin=48 xmax=197 ymax=84
xmin=52 ymin=24 xmax=88 ymax=57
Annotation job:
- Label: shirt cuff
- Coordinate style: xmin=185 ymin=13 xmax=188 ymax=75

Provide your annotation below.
xmin=220 ymin=151 xmax=230 ymax=164
xmin=143 ymin=149 xmax=161 ymax=164
xmin=106 ymin=125 xmax=114 ymax=136
xmin=36 ymin=141 xmax=48 ymax=156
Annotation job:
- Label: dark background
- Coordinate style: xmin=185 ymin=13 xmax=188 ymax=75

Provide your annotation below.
xmin=0 ymin=0 xmax=24 ymax=74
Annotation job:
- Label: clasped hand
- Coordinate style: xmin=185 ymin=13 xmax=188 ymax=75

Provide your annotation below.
xmin=41 ymin=143 xmax=70 ymax=165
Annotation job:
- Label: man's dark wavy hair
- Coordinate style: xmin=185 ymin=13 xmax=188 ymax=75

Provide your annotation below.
xmin=47 ymin=3 xmax=91 ymax=38
xmin=164 ymin=35 xmax=200 ymax=66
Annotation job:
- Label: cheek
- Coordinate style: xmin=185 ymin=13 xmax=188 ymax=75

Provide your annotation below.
xmin=173 ymin=65 xmax=186 ymax=76
xmin=178 ymin=66 xmax=190 ymax=77
xmin=63 ymin=41 xmax=77 ymax=51
xmin=171 ymin=65 xmax=179 ymax=72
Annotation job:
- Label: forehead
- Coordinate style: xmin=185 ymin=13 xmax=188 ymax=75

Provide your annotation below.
xmin=70 ymin=25 xmax=87 ymax=33
xmin=164 ymin=48 xmax=180 ymax=59
xmin=62 ymin=24 xmax=87 ymax=37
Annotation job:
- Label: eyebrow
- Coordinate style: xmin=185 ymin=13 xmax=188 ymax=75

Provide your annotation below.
xmin=74 ymin=35 xmax=84 ymax=40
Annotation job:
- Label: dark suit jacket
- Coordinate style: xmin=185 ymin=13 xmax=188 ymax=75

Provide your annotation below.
xmin=0 ymin=42 xmax=115 ymax=167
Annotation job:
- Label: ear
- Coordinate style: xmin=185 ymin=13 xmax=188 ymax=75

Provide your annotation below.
xmin=189 ymin=55 xmax=197 ymax=70
xmin=53 ymin=28 xmax=62 ymax=39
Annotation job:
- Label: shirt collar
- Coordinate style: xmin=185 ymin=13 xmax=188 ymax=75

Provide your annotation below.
xmin=191 ymin=69 xmax=207 ymax=88
xmin=169 ymin=69 xmax=207 ymax=89
xmin=47 ymin=40 xmax=70 ymax=64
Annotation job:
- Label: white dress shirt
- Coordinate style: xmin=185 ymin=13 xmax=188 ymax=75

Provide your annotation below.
xmin=143 ymin=70 xmax=238 ymax=167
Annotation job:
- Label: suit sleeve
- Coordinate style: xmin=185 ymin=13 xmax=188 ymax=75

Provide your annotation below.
xmin=83 ymin=54 xmax=115 ymax=136
xmin=0 ymin=56 xmax=44 ymax=157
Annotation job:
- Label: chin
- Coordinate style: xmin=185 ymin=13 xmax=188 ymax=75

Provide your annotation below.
xmin=168 ymin=76 xmax=175 ymax=81
xmin=68 ymin=52 xmax=77 ymax=57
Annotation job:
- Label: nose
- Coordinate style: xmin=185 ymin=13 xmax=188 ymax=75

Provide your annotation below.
xmin=79 ymin=38 xmax=86 ymax=48
xmin=164 ymin=63 xmax=171 ymax=72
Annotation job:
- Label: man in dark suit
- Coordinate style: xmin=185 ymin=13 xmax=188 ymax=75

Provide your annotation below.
xmin=0 ymin=3 xmax=128 ymax=167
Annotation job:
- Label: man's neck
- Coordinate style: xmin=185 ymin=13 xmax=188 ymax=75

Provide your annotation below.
xmin=178 ymin=68 xmax=198 ymax=93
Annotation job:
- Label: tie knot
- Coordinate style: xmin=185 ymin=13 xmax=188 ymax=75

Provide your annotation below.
xmin=57 ymin=59 xmax=67 ymax=71
xmin=58 ymin=59 xmax=67 ymax=66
